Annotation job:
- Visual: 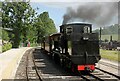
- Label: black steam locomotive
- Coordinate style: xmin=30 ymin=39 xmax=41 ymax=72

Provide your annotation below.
xmin=41 ymin=23 xmax=101 ymax=72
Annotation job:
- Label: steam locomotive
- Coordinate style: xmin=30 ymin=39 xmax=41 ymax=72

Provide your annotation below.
xmin=41 ymin=23 xmax=101 ymax=72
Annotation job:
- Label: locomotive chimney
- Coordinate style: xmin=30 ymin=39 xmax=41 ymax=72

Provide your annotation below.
xmin=110 ymin=35 xmax=112 ymax=42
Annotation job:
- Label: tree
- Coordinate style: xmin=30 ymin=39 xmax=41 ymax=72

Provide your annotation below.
xmin=2 ymin=2 xmax=57 ymax=47
xmin=2 ymin=29 xmax=9 ymax=41
xmin=34 ymin=12 xmax=57 ymax=43
xmin=93 ymin=24 xmax=119 ymax=35
xmin=2 ymin=2 xmax=35 ymax=48
xmin=0 ymin=28 xmax=1 ymax=40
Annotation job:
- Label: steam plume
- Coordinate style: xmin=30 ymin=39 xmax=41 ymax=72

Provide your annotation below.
xmin=63 ymin=2 xmax=118 ymax=26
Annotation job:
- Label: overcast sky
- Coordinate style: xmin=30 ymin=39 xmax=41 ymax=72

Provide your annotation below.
xmin=29 ymin=0 xmax=119 ymax=2
xmin=0 ymin=0 xmax=119 ymax=30
xmin=1 ymin=0 xmax=118 ymax=31
xmin=30 ymin=1 xmax=118 ymax=31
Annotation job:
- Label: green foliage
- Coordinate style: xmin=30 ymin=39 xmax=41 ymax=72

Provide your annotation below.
xmin=34 ymin=12 xmax=57 ymax=43
xmin=93 ymin=24 xmax=119 ymax=35
xmin=30 ymin=42 xmax=38 ymax=47
xmin=0 ymin=28 xmax=2 ymax=39
xmin=2 ymin=2 xmax=35 ymax=48
xmin=100 ymin=49 xmax=119 ymax=62
xmin=2 ymin=30 xmax=9 ymax=41
xmin=2 ymin=42 xmax=12 ymax=52
xmin=101 ymin=34 xmax=118 ymax=41
xmin=2 ymin=2 xmax=57 ymax=48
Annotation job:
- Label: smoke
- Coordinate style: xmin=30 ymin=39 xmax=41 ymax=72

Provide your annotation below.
xmin=63 ymin=2 xmax=118 ymax=26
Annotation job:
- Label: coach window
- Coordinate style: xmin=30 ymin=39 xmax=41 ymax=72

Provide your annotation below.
xmin=66 ymin=26 xmax=73 ymax=35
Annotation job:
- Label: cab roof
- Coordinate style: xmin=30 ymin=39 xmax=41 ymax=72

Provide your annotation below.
xmin=60 ymin=23 xmax=92 ymax=27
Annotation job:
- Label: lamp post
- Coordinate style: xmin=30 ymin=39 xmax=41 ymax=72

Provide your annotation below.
xmin=43 ymin=36 xmax=45 ymax=50
xmin=100 ymin=27 xmax=101 ymax=42
xmin=99 ymin=27 xmax=103 ymax=48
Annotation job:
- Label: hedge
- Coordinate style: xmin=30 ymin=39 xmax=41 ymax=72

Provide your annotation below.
xmin=2 ymin=42 xmax=12 ymax=52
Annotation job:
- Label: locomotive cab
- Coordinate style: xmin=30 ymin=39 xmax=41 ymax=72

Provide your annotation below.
xmin=60 ymin=23 xmax=101 ymax=71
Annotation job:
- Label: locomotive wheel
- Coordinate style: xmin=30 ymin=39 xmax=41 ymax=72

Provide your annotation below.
xmin=52 ymin=53 xmax=54 ymax=60
xmin=54 ymin=54 xmax=60 ymax=64
xmin=60 ymin=58 xmax=65 ymax=67
xmin=54 ymin=55 xmax=57 ymax=63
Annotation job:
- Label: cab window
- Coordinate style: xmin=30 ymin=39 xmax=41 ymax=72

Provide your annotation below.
xmin=84 ymin=26 xmax=90 ymax=33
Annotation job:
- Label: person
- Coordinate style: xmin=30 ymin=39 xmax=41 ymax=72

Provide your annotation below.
xmin=27 ymin=40 xmax=30 ymax=47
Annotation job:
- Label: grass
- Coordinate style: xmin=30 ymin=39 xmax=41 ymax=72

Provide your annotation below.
xmin=100 ymin=49 xmax=120 ymax=62
xmin=0 ymin=46 xmax=1 ymax=53
xmin=101 ymin=34 xmax=118 ymax=41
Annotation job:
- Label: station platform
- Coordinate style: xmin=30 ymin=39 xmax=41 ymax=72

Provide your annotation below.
xmin=97 ymin=58 xmax=120 ymax=76
xmin=100 ymin=58 xmax=120 ymax=67
xmin=0 ymin=47 xmax=32 ymax=81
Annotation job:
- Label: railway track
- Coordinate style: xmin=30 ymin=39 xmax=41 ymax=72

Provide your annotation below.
xmin=76 ymin=70 xmax=119 ymax=81
xmin=98 ymin=61 xmax=120 ymax=70
xmin=95 ymin=67 xmax=120 ymax=80
xmin=26 ymin=49 xmax=42 ymax=81
xmin=41 ymin=49 xmax=119 ymax=81
xmin=25 ymin=48 xmax=119 ymax=81
xmin=77 ymin=64 xmax=120 ymax=81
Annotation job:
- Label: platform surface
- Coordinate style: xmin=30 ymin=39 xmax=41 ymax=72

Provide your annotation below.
xmin=97 ymin=58 xmax=120 ymax=76
xmin=0 ymin=47 xmax=32 ymax=81
xmin=100 ymin=58 xmax=120 ymax=67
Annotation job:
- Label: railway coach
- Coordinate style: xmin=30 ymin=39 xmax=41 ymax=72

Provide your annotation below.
xmin=41 ymin=23 xmax=101 ymax=72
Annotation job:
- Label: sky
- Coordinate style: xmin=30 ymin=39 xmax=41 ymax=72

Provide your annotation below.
xmin=30 ymin=1 xmax=118 ymax=31
xmin=30 ymin=2 xmax=66 ymax=31
xmin=29 ymin=0 xmax=119 ymax=2
xmin=30 ymin=2 xmax=85 ymax=31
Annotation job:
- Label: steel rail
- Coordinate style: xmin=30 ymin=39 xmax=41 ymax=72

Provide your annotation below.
xmin=26 ymin=54 xmax=29 ymax=81
xmin=80 ymin=75 xmax=91 ymax=81
xmin=96 ymin=67 xmax=120 ymax=80
xmin=32 ymin=51 xmax=43 ymax=81
xmin=88 ymin=73 xmax=104 ymax=81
